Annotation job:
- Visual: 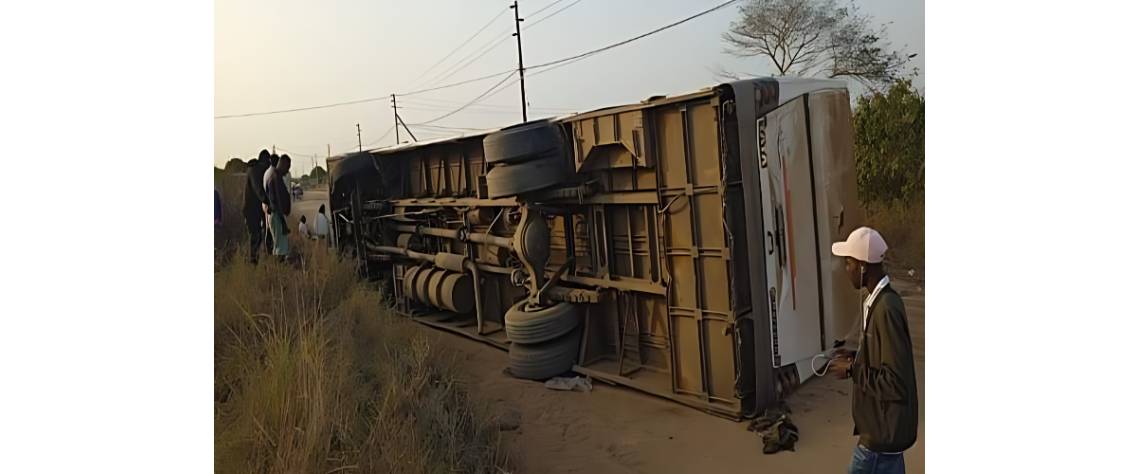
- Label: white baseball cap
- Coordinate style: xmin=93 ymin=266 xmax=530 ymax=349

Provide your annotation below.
xmin=831 ymin=226 xmax=888 ymax=263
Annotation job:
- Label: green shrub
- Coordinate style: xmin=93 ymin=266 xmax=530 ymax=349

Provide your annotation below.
xmin=853 ymin=79 xmax=924 ymax=206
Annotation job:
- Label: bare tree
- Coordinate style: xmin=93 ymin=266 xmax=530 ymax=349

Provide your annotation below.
xmin=722 ymin=0 xmax=914 ymax=88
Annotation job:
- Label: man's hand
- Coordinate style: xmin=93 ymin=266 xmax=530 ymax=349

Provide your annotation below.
xmin=828 ymin=356 xmax=854 ymax=379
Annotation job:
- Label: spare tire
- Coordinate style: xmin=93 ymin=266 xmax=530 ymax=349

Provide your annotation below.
xmin=505 ymin=300 xmax=581 ymax=345
xmin=508 ymin=328 xmax=582 ymax=380
xmin=403 ymin=266 xmax=423 ymax=300
xmin=485 ymin=152 xmax=569 ymax=198
xmin=484 ymin=120 xmax=563 ymax=165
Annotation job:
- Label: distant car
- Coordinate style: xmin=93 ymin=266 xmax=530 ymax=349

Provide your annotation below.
xmin=292 ymin=184 xmax=303 ymax=200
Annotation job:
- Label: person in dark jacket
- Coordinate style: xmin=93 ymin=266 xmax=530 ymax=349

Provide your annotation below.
xmin=264 ymin=154 xmax=292 ymax=259
xmin=243 ymin=150 xmax=272 ymax=263
xmin=829 ymin=227 xmax=918 ymax=474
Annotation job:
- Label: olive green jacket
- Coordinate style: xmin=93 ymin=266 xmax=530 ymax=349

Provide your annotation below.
xmin=851 ymin=284 xmax=919 ymax=452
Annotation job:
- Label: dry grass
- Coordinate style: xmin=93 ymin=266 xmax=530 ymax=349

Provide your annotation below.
xmin=214 ymin=244 xmax=511 ymax=473
xmin=865 ymin=197 xmax=925 ymax=276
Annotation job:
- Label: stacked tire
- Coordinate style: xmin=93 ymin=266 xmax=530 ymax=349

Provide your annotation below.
xmin=483 ymin=120 xmax=570 ymax=198
xmin=505 ymin=300 xmax=583 ymax=380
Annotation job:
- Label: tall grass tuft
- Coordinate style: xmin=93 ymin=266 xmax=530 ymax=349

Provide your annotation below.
xmin=214 ymin=247 xmax=511 ymax=473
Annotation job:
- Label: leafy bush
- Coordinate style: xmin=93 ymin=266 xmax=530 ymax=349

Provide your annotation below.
xmin=853 ymin=79 xmax=924 ymax=206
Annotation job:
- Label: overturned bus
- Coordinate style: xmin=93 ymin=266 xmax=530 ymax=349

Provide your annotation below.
xmin=326 ymin=77 xmax=865 ymax=419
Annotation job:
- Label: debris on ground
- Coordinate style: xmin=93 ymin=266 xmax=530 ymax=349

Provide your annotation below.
xmin=746 ymin=402 xmax=790 ymax=433
xmin=746 ymin=402 xmax=799 ymax=454
xmin=544 ymin=376 xmax=593 ymax=392
xmin=761 ymin=417 xmax=799 ymax=454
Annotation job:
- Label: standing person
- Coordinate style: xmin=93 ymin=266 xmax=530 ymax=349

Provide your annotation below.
xmin=828 ymin=227 xmax=918 ymax=474
xmin=243 ymin=150 xmax=272 ymax=263
xmin=313 ymin=204 xmax=330 ymax=240
xmin=263 ymin=153 xmax=281 ymax=254
xmin=264 ymin=154 xmax=292 ymax=259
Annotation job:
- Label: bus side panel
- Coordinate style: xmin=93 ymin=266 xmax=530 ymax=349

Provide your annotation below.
xmin=807 ymin=90 xmax=865 ymax=347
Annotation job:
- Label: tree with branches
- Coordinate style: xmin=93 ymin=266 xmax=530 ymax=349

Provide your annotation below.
xmin=721 ymin=0 xmax=914 ymax=89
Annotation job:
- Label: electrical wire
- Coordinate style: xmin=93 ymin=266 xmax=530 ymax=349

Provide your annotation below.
xmin=214 ymin=95 xmax=389 ymax=119
xmin=523 ymin=0 xmax=581 ymax=31
xmin=411 ymin=123 xmax=486 ymax=132
xmin=530 ymin=0 xmax=567 ymax=17
xmin=216 ymin=0 xmax=739 ymax=120
xmin=401 ymin=98 xmax=573 ymax=113
xmin=811 ymin=353 xmax=834 ymax=377
xmin=406 ymin=71 xmax=517 ymax=125
xmin=408 ymin=0 xmax=740 ymax=124
xmin=422 ymin=36 xmax=514 ymax=89
xmin=527 ymin=0 xmax=740 ymax=71
xmin=364 ymin=125 xmax=397 ymax=148
xmin=403 ymin=96 xmax=579 ymax=113
xmin=421 ymin=0 xmax=577 ymax=90
xmin=408 ymin=6 xmax=510 ymax=85
xmin=396 ymin=69 xmax=517 ymax=96
xmin=400 ymin=99 xmax=574 ymax=114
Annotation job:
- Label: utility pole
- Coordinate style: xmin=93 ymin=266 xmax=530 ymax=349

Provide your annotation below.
xmin=391 ymin=94 xmax=401 ymax=145
xmin=272 ymin=145 xmax=276 ymax=155
xmin=510 ymin=0 xmax=527 ymax=122
xmin=356 ymin=123 xmax=362 ymax=152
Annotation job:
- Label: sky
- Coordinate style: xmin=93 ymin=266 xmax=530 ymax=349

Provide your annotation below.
xmin=215 ymin=0 xmax=924 ymax=174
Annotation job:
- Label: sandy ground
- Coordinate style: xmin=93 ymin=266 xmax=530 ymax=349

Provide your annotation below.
xmin=416 ymin=279 xmax=925 ymax=474
xmin=295 ymin=189 xmax=925 ymax=472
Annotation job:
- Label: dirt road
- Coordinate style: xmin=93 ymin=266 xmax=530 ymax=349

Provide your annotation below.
xmin=285 ymin=189 xmax=328 ymax=231
xmin=411 ymin=278 xmax=926 ymax=473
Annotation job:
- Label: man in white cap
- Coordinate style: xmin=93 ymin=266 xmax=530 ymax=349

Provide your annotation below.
xmin=828 ymin=226 xmax=918 ymax=474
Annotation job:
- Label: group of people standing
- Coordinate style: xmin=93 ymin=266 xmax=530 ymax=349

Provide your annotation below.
xmin=242 ymin=149 xmax=328 ymax=263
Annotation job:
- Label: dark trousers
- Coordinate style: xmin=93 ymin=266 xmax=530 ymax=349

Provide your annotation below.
xmin=246 ymin=216 xmax=264 ymax=263
xmin=848 ymin=444 xmax=905 ymax=474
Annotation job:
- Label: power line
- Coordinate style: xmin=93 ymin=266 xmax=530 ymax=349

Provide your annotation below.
xmin=214 ymin=95 xmax=388 ymax=119
xmin=422 ymin=0 xmax=566 ymax=88
xmin=213 ymin=68 xmax=514 ymax=119
xmin=407 ymin=72 xmax=517 ymax=126
xmin=523 ymin=0 xmax=581 ymax=31
xmin=528 ymin=0 xmax=740 ymax=71
xmin=403 ymin=0 xmax=742 ymax=128
xmin=530 ymin=0 xmax=567 ymax=17
xmin=399 ymin=95 xmax=576 ymax=112
xmin=363 ymin=125 xmax=396 ymax=148
xmin=215 ymin=0 xmax=738 ymax=121
xmin=402 ymin=102 xmax=574 ymax=115
xmin=407 ymin=6 xmax=510 ymax=85
xmin=397 ymin=68 xmax=515 ymax=96
xmin=412 ymin=123 xmax=486 ymax=132
xmin=424 ymin=36 xmax=514 ymax=89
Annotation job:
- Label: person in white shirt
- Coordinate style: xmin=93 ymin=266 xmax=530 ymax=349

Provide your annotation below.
xmin=298 ymin=215 xmax=310 ymax=239
xmin=313 ymin=204 xmax=330 ymax=239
